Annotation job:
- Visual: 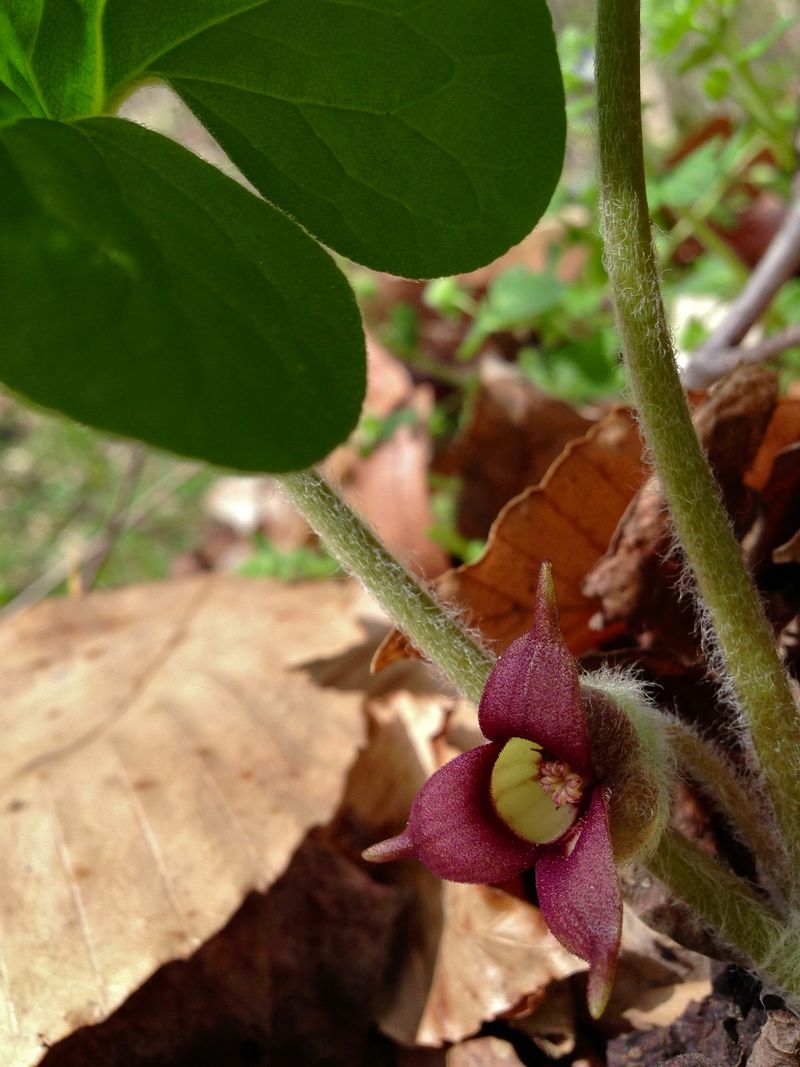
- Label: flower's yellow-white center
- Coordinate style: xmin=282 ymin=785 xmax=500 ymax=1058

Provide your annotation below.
xmin=490 ymin=737 xmax=585 ymax=844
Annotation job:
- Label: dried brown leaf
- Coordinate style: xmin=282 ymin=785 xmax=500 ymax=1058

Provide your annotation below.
xmin=584 ymin=366 xmax=778 ymax=648
xmin=374 ymin=408 xmax=644 ymax=671
xmin=621 ymin=981 xmax=715 ymax=1032
xmin=746 ymin=396 xmax=800 ymax=491
xmin=509 ymin=978 xmax=576 ymax=1059
xmin=0 ymin=577 xmax=368 ymax=1067
xmin=692 ymin=365 xmax=778 ymax=523
xmin=402 ymin=881 xmax=581 ymax=1048
xmin=774 ymin=529 xmax=800 ymax=565
xmin=41 ymin=835 xmax=404 ymax=1067
xmin=747 ymin=1008 xmax=800 ymax=1066
xmin=363 ymin=334 xmax=417 ymax=418
xmin=440 ymin=357 xmax=593 ymax=539
xmin=337 ymin=387 xmax=448 ymax=579
xmin=607 ymin=966 xmax=765 ymax=1067
xmin=604 ymin=910 xmax=711 ymax=1039
xmin=744 ymin=441 xmax=800 ymax=633
xmin=746 ymin=444 xmax=800 ymax=562
xmin=446 ymin=1036 xmax=526 ymax=1066
xmin=202 ymin=337 xmax=438 ymax=571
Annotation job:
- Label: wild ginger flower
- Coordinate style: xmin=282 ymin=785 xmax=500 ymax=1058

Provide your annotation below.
xmin=364 ymin=564 xmax=667 ymax=1018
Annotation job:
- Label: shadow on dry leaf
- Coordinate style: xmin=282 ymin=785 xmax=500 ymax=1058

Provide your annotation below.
xmin=0 ymin=577 xmax=371 ymax=1066
xmin=40 ymin=835 xmax=404 ymax=1067
xmin=606 ymin=966 xmax=767 ymax=1067
xmin=437 ymin=357 xmax=592 ymax=540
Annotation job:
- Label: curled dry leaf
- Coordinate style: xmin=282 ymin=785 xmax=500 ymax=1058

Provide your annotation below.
xmin=335 ymin=382 xmax=448 ymax=580
xmin=621 ymin=981 xmax=717 ymax=1033
xmin=446 ymin=1036 xmax=526 ymax=1066
xmin=691 ymin=365 xmax=778 ymax=525
xmin=744 ymin=441 xmax=800 ymax=637
xmin=607 ymin=966 xmax=765 ymax=1067
xmin=374 ymin=408 xmax=644 ymax=672
xmin=774 ymin=529 xmax=800 ymax=564
xmin=343 ymin=691 xmax=582 ymax=1048
xmin=745 ymin=394 xmax=800 ymax=492
xmin=741 ymin=392 xmax=800 ymax=634
xmin=584 ymin=366 xmax=778 ymax=649
xmin=745 ymin=443 xmax=800 ymax=566
xmin=439 ymin=357 xmax=593 ymax=540
xmin=362 ymin=333 xmax=420 ymax=419
xmin=509 ymin=978 xmax=577 ymax=1059
xmin=604 ymin=910 xmax=710 ymax=1035
xmin=747 ymin=1008 xmax=800 ymax=1067
xmin=0 ymin=576 xmax=368 ymax=1067
xmin=408 ymin=882 xmax=582 ymax=1048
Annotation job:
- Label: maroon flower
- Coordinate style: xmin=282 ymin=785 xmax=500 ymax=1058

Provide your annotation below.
xmin=364 ymin=563 xmax=622 ymax=1018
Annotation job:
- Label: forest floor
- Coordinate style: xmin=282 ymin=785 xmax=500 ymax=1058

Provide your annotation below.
xmin=2 ymin=10 xmax=800 ymax=1063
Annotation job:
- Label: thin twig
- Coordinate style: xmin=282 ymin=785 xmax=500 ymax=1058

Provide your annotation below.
xmin=683 ymin=160 xmax=800 ymax=389
xmin=80 ymin=447 xmax=148 ymax=590
xmin=1 ymin=462 xmax=201 ymax=619
xmin=681 ymin=323 xmax=800 ymax=390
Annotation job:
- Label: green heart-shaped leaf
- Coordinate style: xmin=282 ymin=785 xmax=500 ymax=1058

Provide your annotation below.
xmin=0 ymin=117 xmax=365 ymax=471
xmin=151 ymin=0 xmax=566 ymax=277
xmin=3 ymin=0 xmax=565 ymax=278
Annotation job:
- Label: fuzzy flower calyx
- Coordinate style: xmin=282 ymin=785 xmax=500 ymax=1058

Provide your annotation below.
xmin=364 ymin=563 xmax=663 ymax=1018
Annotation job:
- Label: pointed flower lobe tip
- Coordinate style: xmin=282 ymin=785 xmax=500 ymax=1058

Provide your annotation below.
xmin=588 ymin=969 xmax=615 ymax=1020
xmin=362 ymin=831 xmax=415 ymax=865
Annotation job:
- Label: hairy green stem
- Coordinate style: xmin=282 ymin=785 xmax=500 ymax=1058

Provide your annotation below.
xmin=279 ymin=469 xmax=493 ymax=704
xmin=648 ymin=830 xmax=800 ymax=1001
xmin=595 ymin=0 xmax=800 ymax=879
xmin=668 ymin=721 xmax=792 ymax=905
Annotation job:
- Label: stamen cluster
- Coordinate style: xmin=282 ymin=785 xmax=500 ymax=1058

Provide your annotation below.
xmin=539 ymin=759 xmax=585 ymax=807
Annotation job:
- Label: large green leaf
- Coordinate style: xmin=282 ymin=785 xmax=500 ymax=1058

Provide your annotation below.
xmin=0 ymin=117 xmax=365 ymax=471
xmin=0 ymin=1 xmax=114 ymax=117
xmin=0 ymin=1 xmax=45 ymax=116
xmin=151 ymin=0 xmax=566 ymax=278
xmin=1 ymin=0 xmax=565 ymax=279
xmin=0 ymin=81 xmax=31 ymax=121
